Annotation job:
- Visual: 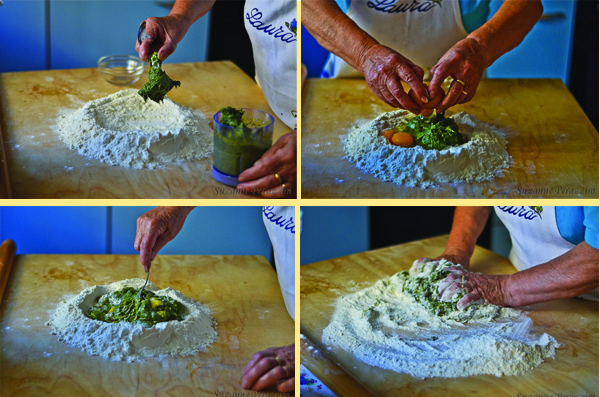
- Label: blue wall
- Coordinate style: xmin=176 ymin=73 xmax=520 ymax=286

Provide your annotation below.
xmin=300 ymin=206 xmax=369 ymax=265
xmin=0 ymin=207 xmax=273 ymax=263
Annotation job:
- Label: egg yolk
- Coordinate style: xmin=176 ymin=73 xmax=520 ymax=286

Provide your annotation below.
xmin=391 ymin=132 xmax=414 ymax=147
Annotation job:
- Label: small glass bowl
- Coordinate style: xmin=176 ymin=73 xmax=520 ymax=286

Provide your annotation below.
xmin=97 ymin=55 xmax=144 ymax=85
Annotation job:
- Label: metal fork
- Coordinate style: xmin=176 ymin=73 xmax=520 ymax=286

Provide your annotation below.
xmin=138 ymin=270 xmax=150 ymax=299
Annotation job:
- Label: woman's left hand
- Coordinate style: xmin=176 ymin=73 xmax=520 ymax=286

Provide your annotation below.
xmin=437 ymin=266 xmax=514 ymax=309
xmin=237 ymin=130 xmax=297 ymax=198
xmin=428 ymin=37 xmax=488 ymax=114
xmin=241 ymin=344 xmax=295 ymax=392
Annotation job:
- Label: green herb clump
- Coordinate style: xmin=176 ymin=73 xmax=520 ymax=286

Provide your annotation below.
xmin=138 ymin=52 xmax=180 ymax=103
xmin=401 ymin=260 xmax=465 ymax=316
xmin=87 ymin=287 xmax=186 ymax=327
xmin=219 ymin=106 xmax=246 ymax=130
xmin=401 ymin=113 xmax=467 ymax=151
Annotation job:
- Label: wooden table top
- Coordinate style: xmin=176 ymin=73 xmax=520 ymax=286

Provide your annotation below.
xmin=0 ymin=61 xmax=290 ymax=198
xmin=1 ymin=254 xmax=294 ymax=396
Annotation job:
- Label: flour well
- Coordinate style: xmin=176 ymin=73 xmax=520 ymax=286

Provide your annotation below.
xmin=322 ymin=261 xmax=558 ymax=378
xmin=47 ymin=278 xmax=216 ymax=362
xmin=344 ymin=110 xmax=511 ymax=188
xmin=56 ymin=89 xmax=212 ymax=169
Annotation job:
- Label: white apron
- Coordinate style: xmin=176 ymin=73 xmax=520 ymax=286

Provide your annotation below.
xmin=495 ymin=206 xmax=597 ymax=301
xmin=323 ymin=0 xmax=468 ymax=78
xmin=263 ymin=206 xmax=295 ymax=320
xmin=244 ymin=0 xmax=297 ymax=129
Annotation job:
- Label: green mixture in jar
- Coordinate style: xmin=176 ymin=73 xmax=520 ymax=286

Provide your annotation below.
xmin=87 ymin=287 xmax=186 ymax=327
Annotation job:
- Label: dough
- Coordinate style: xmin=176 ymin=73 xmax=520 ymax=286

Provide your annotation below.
xmin=55 ymin=89 xmax=212 ymax=169
xmin=47 ymin=278 xmax=216 ymax=362
xmin=322 ymin=260 xmax=559 ymax=378
xmin=344 ymin=111 xmax=511 ymax=188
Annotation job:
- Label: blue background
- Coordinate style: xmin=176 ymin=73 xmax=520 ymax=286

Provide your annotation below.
xmin=0 ymin=207 xmax=273 ymax=263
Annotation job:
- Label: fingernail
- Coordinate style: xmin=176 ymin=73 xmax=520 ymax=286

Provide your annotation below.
xmin=421 ymin=95 xmax=428 ymax=103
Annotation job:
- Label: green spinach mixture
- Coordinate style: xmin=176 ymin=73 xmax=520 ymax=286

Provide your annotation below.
xmin=398 ymin=260 xmax=465 ymax=317
xmin=138 ymin=52 xmax=181 ymax=103
xmin=87 ymin=287 xmax=186 ymax=327
xmin=396 ymin=113 xmax=468 ymax=151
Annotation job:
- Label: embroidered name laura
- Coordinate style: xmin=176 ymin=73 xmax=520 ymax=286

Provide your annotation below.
xmin=367 ymin=0 xmax=442 ymax=13
xmin=497 ymin=206 xmax=542 ymax=221
xmin=246 ymin=8 xmax=297 ymax=44
xmin=263 ymin=206 xmax=295 ymax=234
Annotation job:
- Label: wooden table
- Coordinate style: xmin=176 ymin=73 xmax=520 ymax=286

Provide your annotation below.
xmin=300 ymin=236 xmax=599 ymax=396
xmin=301 ymin=79 xmax=599 ymax=198
xmin=0 ymin=254 xmax=294 ymax=396
xmin=0 ymin=61 xmax=289 ymax=198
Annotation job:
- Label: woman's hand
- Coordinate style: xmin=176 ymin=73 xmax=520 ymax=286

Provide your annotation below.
xmin=134 ymin=206 xmax=195 ymax=271
xmin=237 ymin=131 xmax=297 ymax=198
xmin=428 ymin=37 xmax=488 ymax=114
xmin=241 ymin=344 xmax=295 ymax=393
xmin=438 ymin=267 xmax=512 ymax=309
xmin=358 ymin=44 xmax=429 ymax=114
xmin=135 ymin=15 xmax=191 ymax=61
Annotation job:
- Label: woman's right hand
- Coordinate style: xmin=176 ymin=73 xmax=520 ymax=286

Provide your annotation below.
xmin=134 ymin=206 xmax=195 ymax=271
xmin=135 ymin=15 xmax=191 ymax=61
xmin=358 ymin=44 xmax=429 ymax=114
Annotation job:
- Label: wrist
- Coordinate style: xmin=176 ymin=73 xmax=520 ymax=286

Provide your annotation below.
xmin=500 ymin=274 xmax=520 ymax=307
xmin=355 ymin=36 xmax=380 ymax=74
xmin=466 ymin=34 xmax=492 ymax=68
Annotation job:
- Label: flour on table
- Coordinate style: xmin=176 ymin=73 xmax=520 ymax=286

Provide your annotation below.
xmin=344 ymin=110 xmax=511 ymax=188
xmin=55 ymin=89 xmax=212 ymax=169
xmin=322 ymin=260 xmax=559 ymax=378
xmin=47 ymin=278 xmax=216 ymax=362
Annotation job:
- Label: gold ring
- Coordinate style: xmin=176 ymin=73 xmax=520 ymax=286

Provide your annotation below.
xmin=281 ymin=366 xmax=290 ymax=377
xmin=454 ymin=79 xmax=465 ymax=86
xmin=281 ymin=184 xmax=286 ymax=189
xmin=461 ymin=90 xmax=468 ymax=96
xmin=275 ymin=357 xmax=281 ymax=365
xmin=274 ymin=173 xmax=282 ymax=183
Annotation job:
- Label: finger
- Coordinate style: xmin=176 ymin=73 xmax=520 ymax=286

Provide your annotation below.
xmin=238 ymin=153 xmax=280 ymax=182
xmin=438 ymin=274 xmax=459 ymax=295
xmin=152 ymin=235 xmax=173 ymax=259
xmin=372 ymin=83 xmax=401 ymax=108
xmin=244 ymin=351 xmax=268 ymax=376
xmin=237 ymin=175 xmax=277 ymax=192
xmin=428 ymin=63 xmax=450 ymax=100
xmin=139 ymin=230 xmax=160 ymax=270
xmin=386 ymin=77 xmax=419 ymax=113
xmin=241 ymin=357 xmax=278 ymax=389
xmin=134 ymin=221 xmax=143 ymax=252
xmin=138 ymin=39 xmax=154 ymax=62
xmin=398 ymin=64 xmax=428 ymax=103
xmin=158 ymin=33 xmax=176 ymax=61
xmin=277 ymin=377 xmax=295 ymax=393
xmin=459 ymin=85 xmax=478 ymax=104
xmin=440 ymin=281 xmax=464 ymax=302
xmin=420 ymin=108 xmax=434 ymax=117
xmin=252 ymin=366 xmax=288 ymax=391
xmin=436 ymin=80 xmax=464 ymax=113
xmin=457 ymin=293 xmax=484 ymax=310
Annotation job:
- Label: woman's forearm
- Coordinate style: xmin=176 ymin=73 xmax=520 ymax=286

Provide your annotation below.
xmin=504 ymin=242 xmax=599 ymax=307
xmin=444 ymin=207 xmax=493 ymax=260
xmin=170 ymin=0 xmax=216 ymax=29
xmin=470 ymin=0 xmax=543 ymax=67
xmin=302 ymin=0 xmax=379 ymax=73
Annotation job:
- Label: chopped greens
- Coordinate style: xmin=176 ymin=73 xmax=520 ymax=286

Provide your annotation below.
xmin=138 ymin=52 xmax=180 ymax=103
xmin=219 ymin=106 xmax=245 ymax=129
xmin=399 ymin=113 xmax=467 ymax=151
xmin=87 ymin=287 xmax=186 ymax=327
xmin=401 ymin=260 xmax=465 ymax=317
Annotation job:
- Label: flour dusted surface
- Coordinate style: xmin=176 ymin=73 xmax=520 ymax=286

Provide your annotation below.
xmin=56 ymin=89 xmax=212 ymax=169
xmin=322 ymin=263 xmax=558 ymax=378
xmin=344 ymin=110 xmax=511 ymax=188
xmin=47 ymin=278 xmax=216 ymax=362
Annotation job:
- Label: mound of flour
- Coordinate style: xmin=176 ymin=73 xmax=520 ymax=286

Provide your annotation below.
xmin=55 ymin=89 xmax=212 ymax=169
xmin=47 ymin=278 xmax=216 ymax=362
xmin=322 ymin=266 xmax=559 ymax=378
xmin=344 ymin=110 xmax=511 ymax=188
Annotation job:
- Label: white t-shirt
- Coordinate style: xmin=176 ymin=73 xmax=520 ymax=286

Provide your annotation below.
xmin=263 ymin=206 xmax=295 ymax=320
xmin=244 ymin=0 xmax=297 ymax=129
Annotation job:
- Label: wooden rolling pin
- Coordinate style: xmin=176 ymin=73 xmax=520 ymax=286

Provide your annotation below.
xmin=0 ymin=239 xmax=16 ymax=304
xmin=301 ymin=333 xmax=377 ymax=397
